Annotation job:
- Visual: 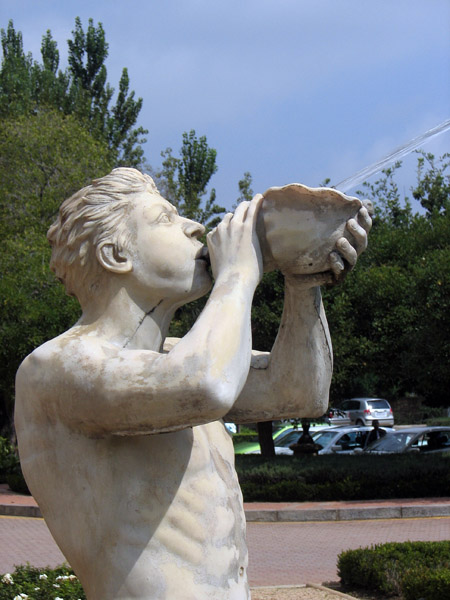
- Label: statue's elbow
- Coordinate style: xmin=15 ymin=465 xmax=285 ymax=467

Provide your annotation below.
xmin=199 ymin=379 xmax=238 ymax=421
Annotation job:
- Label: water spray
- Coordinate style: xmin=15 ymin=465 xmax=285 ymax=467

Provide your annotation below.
xmin=336 ymin=119 xmax=450 ymax=194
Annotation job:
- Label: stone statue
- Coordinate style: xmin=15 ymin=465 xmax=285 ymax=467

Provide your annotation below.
xmin=15 ymin=168 xmax=371 ymax=599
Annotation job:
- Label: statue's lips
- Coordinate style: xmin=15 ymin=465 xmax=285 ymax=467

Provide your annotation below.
xmin=195 ymin=246 xmax=210 ymax=265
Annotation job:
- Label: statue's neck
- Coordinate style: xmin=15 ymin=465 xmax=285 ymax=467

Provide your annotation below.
xmin=77 ymin=287 xmax=177 ymax=351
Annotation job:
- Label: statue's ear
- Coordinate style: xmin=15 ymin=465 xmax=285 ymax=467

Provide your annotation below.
xmin=96 ymin=242 xmax=132 ymax=274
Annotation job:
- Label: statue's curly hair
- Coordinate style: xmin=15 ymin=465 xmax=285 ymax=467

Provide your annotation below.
xmin=47 ymin=167 xmax=158 ymax=303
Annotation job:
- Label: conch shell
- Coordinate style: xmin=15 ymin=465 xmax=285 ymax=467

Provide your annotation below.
xmin=256 ymin=184 xmax=363 ymax=274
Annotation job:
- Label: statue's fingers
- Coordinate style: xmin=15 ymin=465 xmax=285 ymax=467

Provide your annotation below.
xmin=357 ymin=206 xmax=373 ymax=233
xmin=246 ymin=194 xmax=264 ymax=223
xmin=329 ymin=251 xmax=346 ymax=277
xmin=232 ymin=201 xmax=250 ymax=222
xmin=336 ymin=238 xmax=358 ymax=266
xmin=346 ymin=218 xmax=368 ymax=254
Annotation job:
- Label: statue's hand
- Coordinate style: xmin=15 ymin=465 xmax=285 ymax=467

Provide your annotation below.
xmin=328 ymin=205 xmax=372 ymax=282
xmin=284 ymin=205 xmax=372 ymax=290
xmin=206 ymin=194 xmax=264 ymax=287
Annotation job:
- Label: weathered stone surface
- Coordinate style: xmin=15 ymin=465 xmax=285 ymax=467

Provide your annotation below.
xmin=15 ymin=168 xmax=370 ymax=599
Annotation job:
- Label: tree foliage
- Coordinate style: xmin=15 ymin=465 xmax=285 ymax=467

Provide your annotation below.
xmin=154 ymin=130 xmax=225 ymax=229
xmin=236 ymin=171 xmax=254 ymax=205
xmin=0 ymin=17 xmax=148 ymax=432
xmin=0 ymin=18 xmax=147 ymax=166
xmin=0 ymin=108 xmax=115 ymax=234
xmin=0 ymin=109 xmax=115 ymax=433
xmin=323 ymin=153 xmax=450 ymax=406
xmin=412 ymin=152 xmax=450 ymax=215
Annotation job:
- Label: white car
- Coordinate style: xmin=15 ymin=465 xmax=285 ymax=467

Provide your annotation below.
xmin=247 ymin=424 xmax=333 ymax=455
xmin=275 ymin=426 xmax=392 ymax=455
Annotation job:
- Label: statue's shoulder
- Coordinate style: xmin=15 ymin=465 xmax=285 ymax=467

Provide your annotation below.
xmin=16 ymin=328 xmax=88 ymax=391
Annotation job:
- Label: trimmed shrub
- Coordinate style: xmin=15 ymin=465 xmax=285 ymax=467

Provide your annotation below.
xmin=402 ymin=566 xmax=450 ymax=600
xmin=232 ymin=432 xmax=259 ymax=446
xmin=0 ymin=437 xmax=16 ymax=482
xmin=0 ymin=436 xmax=19 ymax=484
xmin=6 ymin=468 xmax=30 ymax=495
xmin=338 ymin=541 xmax=450 ymax=598
xmin=236 ymin=453 xmax=450 ymax=502
xmin=425 ymin=416 xmax=450 ymax=426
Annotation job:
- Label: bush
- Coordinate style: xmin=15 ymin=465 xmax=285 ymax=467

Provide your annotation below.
xmin=338 ymin=541 xmax=450 ymax=598
xmin=6 ymin=468 xmax=30 ymax=495
xmin=402 ymin=566 xmax=450 ymax=600
xmin=425 ymin=416 xmax=450 ymax=426
xmin=0 ymin=564 xmax=85 ymax=599
xmin=0 ymin=436 xmax=18 ymax=483
xmin=236 ymin=453 xmax=450 ymax=502
xmin=0 ymin=438 xmax=30 ymax=494
xmin=232 ymin=432 xmax=259 ymax=446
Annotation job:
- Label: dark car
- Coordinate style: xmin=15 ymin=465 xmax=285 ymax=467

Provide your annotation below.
xmin=365 ymin=426 xmax=450 ymax=454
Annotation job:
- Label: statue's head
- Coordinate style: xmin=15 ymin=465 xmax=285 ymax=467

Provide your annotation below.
xmin=48 ymin=168 xmax=211 ymax=307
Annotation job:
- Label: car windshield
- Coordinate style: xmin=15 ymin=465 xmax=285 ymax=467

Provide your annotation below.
xmin=368 ymin=431 xmax=417 ymax=451
xmin=367 ymin=400 xmax=390 ymax=409
xmin=312 ymin=431 xmax=339 ymax=447
xmin=275 ymin=430 xmax=302 ymax=447
xmin=274 ymin=428 xmax=295 ymax=442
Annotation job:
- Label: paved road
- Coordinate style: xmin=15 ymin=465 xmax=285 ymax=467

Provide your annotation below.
xmin=1 ymin=515 xmax=449 ymax=585
xmin=247 ymin=517 xmax=450 ymax=585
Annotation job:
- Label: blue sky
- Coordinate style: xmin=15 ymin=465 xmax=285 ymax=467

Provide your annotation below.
xmin=1 ymin=0 xmax=449 ymax=211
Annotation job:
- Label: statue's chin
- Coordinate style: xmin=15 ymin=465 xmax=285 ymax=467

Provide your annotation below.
xmin=177 ymin=273 xmax=212 ymax=307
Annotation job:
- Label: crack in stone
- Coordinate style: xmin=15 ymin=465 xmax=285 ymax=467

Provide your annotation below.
xmin=122 ymin=299 xmax=163 ymax=348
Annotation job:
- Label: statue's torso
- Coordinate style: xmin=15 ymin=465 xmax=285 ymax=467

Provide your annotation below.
xmin=17 ymin=407 xmax=249 ymax=599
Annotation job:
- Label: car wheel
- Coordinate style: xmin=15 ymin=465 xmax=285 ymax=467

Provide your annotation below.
xmin=356 ymin=419 xmax=364 ymax=427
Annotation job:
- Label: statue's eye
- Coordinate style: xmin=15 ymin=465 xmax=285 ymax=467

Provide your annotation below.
xmin=157 ymin=212 xmax=171 ymax=224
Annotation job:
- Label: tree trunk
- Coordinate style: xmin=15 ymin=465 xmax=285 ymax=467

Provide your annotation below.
xmin=257 ymin=421 xmax=275 ymax=457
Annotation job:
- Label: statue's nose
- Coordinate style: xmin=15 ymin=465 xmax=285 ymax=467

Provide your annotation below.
xmin=182 ymin=219 xmax=205 ymax=238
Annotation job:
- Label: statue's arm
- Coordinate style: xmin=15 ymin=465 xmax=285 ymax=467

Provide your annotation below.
xmin=20 ymin=280 xmax=255 ymax=438
xmin=227 ymin=205 xmax=372 ymax=423
xmin=164 ymin=281 xmax=332 ymax=424
xmin=225 ymin=281 xmax=332 ymax=423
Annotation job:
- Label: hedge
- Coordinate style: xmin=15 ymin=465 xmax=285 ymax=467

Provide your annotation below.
xmin=232 ymin=432 xmax=259 ymax=446
xmin=338 ymin=541 xmax=450 ymax=599
xmin=236 ymin=452 xmax=450 ymax=501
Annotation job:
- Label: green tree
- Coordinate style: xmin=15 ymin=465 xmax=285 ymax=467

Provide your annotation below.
xmin=236 ymin=171 xmax=254 ymax=205
xmin=412 ymin=151 xmax=450 ymax=215
xmin=359 ymin=161 xmax=413 ymax=228
xmin=0 ymin=18 xmax=147 ymax=166
xmin=0 ymin=109 xmax=115 ymax=233
xmin=323 ymin=153 xmax=450 ymax=407
xmin=0 ymin=109 xmax=115 ymax=433
xmin=155 ymin=130 xmax=225 ymax=229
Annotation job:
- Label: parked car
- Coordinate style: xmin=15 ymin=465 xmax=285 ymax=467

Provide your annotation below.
xmin=240 ymin=423 xmax=333 ymax=455
xmin=322 ymin=407 xmax=351 ymax=426
xmin=275 ymin=426 xmax=392 ymax=455
xmin=364 ymin=427 xmax=450 ymax=454
xmin=337 ymin=397 xmax=394 ymax=427
xmin=234 ymin=424 xmax=297 ymax=454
